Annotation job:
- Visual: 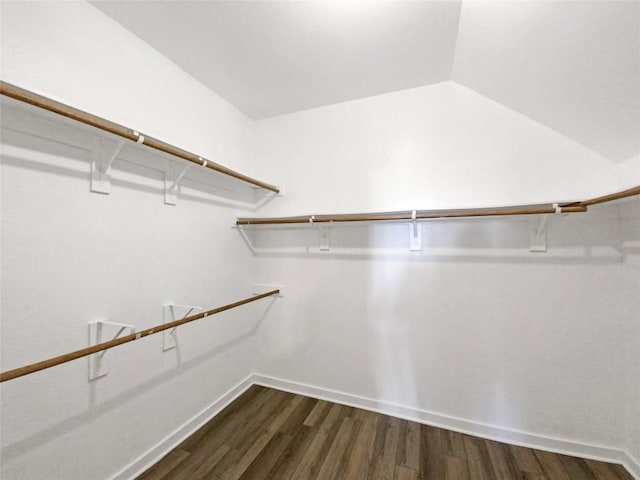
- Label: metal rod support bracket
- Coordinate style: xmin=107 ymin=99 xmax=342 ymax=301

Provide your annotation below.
xmin=162 ymin=304 xmax=202 ymax=351
xmin=164 ymin=163 xmax=191 ymax=205
xmin=318 ymin=224 xmax=331 ymax=251
xmin=409 ymin=211 xmax=422 ymax=251
xmin=529 ymin=215 xmax=550 ymax=252
xmin=90 ymin=138 xmax=125 ymax=194
xmin=88 ymin=320 xmax=135 ymax=381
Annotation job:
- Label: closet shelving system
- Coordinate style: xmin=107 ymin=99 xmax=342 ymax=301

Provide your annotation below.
xmin=1 ymin=81 xmax=638 ymax=382
xmin=0 ymin=290 xmax=279 ymax=383
xmin=0 ymin=81 xmax=283 ymax=383
xmin=0 ymin=81 xmax=281 ymax=200
xmin=236 ymin=186 xmax=640 ymax=226
xmin=235 ymin=187 xmax=639 ymax=253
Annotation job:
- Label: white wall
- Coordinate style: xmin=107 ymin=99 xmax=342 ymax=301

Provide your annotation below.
xmin=0 ymin=2 xmax=266 ymax=479
xmin=254 ymin=82 xmax=636 ymax=217
xmin=0 ymin=0 xmax=258 ymax=177
xmin=452 ymin=0 xmax=640 ymax=163
xmin=1 ymin=1 xmax=638 ymax=478
xmin=252 ymin=82 xmax=640 ymax=471
xmin=621 ymin=200 xmax=640 ymax=474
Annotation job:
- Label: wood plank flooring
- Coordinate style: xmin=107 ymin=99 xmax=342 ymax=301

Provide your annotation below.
xmin=137 ymin=386 xmax=634 ymax=480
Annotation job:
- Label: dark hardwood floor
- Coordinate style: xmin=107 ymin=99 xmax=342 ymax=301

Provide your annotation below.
xmin=137 ymin=385 xmax=633 ymax=480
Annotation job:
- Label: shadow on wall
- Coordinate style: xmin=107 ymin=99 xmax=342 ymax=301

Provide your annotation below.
xmin=359 ymin=200 xmax=638 ymax=433
xmin=0 ymin=299 xmax=275 ymax=464
xmin=1 ymin=147 xmax=259 ymax=211
xmin=238 ymin=203 xmax=629 ymax=265
xmin=0 ymin=105 xmax=270 ymax=211
xmin=246 ymin=197 xmax=638 ymax=448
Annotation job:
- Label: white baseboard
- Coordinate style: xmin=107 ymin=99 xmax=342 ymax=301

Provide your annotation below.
xmin=622 ymin=451 xmax=640 ymax=480
xmin=253 ymin=374 xmax=639 ymax=480
xmin=108 ymin=372 xmax=639 ymax=480
xmin=109 ymin=374 xmax=255 ymax=480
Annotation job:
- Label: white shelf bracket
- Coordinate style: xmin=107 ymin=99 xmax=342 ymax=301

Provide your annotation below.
xmin=409 ymin=211 xmax=422 ymax=251
xmin=254 ymin=187 xmax=286 ymax=209
xmin=90 ymin=138 xmax=125 ymax=194
xmin=88 ymin=320 xmax=135 ymax=381
xmin=253 ymin=284 xmax=284 ymax=297
xmin=529 ymin=215 xmax=550 ymax=252
xmin=164 ymin=163 xmax=191 ymax=205
xmin=162 ymin=304 xmax=201 ymax=351
xmin=318 ymin=224 xmax=331 ymax=251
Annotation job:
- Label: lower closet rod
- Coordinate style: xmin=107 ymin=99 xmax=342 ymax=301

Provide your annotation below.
xmin=0 ymin=289 xmax=280 ymax=383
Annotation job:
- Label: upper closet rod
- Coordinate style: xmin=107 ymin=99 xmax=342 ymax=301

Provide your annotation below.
xmin=236 ymin=186 xmax=639 ymax=225
xmin=236 ymin=204 xmax=587 ymax=225
xmin=562 ymin=185 xmax=640 ymax=207
xmin=0 ymin=81 xmax=280 ymax=194
xmin=0 ymin=290 xmax=279 ymax=383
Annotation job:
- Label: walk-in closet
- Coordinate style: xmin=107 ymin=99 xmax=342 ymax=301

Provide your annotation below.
xmin=1 ymin=1 xmax=639 ymax=479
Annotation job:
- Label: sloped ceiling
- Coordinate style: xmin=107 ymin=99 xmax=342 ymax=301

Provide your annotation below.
xmin=90 ymin=1 xmax=462 ymax=120
xmin=91 ymin=0 xmax=639 ymax=163
xmin=452 ymin=1 xmax=639 ymax=163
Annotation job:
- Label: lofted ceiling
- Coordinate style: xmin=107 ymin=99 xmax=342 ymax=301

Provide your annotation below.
xmin=91 ymin=0 xmax=639 ymax=163
xmin=90 ymin=1 xmax=462 ymax=120
xmin=452 ymin=1 xmax=639 ymax=163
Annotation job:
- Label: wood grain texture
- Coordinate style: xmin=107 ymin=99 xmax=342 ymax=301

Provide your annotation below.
xmin=394 ymin=465 xmax=418 ymax=480
xmin=509 ymin=444 xmax=544 ymax=475
xmin=343 ymin=410 xmax=378 ymax=479
xmin=535 ymin=450 xmax=574 ymax=480
xmin=136 ymin=387 xmax=634 ymax=480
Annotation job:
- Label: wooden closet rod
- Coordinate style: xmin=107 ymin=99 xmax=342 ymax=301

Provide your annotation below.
xmin=236 ymin=205 xmax=587 ymax=225
xmin=236 ymin=185 xmax=640 ymax=226
xmin=0 ymin=81 xmax=280 ymax=193
xmin=562 ymin=185 xmax=640 ymax=207
xmin=0 ymin=290 xmax=279 ymax=383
